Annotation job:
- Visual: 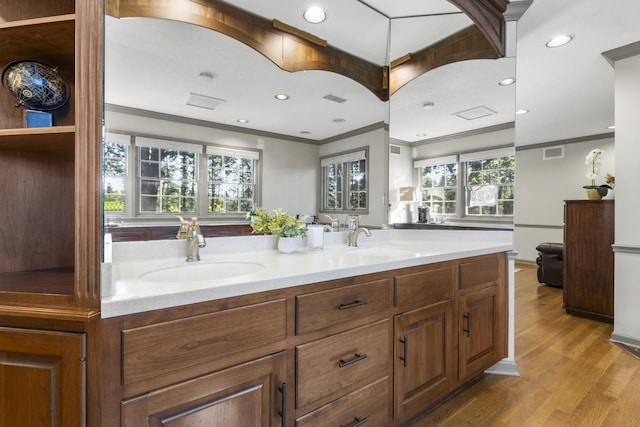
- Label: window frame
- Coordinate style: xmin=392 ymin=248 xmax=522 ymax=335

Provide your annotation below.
xmin=103 ymin=133 xmax=261 ymax=221
xmin=415 ymin=147 xmax=515 ymax=221
xmin=320 ymin=147 xmax=369 ymax=215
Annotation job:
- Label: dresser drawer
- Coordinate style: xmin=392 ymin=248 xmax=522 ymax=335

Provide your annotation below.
xmin=394 ymin=265 xmax=454 ymax=312
xmin=122 ymin=299 xmax=287 ymax=395
xmin=459 ymin=253 xmax=504 ymax=291
xmin=296 ymin=319 xmax=389 ymax=409
xmin=296 ymin=377 xmax=389 ymax=427
xmin=296 ymin=278 xmax=391 ymax=335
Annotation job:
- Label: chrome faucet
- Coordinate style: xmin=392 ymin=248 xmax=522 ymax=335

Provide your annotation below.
xmin=324 ymin=214 xmax=340 ymax=232
xmin=346 ymin=214 xmax=360 ymax=233
xmin=348 ymin=226 xmax=371 ymax=247
xmin=185 ymin=217 xmax=206 ymax=262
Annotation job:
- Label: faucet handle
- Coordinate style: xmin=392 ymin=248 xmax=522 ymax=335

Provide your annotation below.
xmin=176 ymin=215 xmax=189 ymax=239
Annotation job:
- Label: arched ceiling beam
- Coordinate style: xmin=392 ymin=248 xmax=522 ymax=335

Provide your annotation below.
xmin=105 ymin=0 xmax=510 ymax=102
xmin=105 ymin=0 xmax=389 ymax=101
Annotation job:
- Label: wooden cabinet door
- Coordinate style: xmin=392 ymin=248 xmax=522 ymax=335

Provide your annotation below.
xmin=122 ymin=351 xmax=287 ymax=427
xmin=458 ymin=285 xmax=503 ymax=382
xmin=0 ymin=327 xmax=86 ymax=427
xmin=393 ymin=300 xmax=455 ymax=421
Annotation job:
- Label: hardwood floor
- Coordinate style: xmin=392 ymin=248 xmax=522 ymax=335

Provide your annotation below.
xmin=408 ymin=263 xmax=640 ymax=426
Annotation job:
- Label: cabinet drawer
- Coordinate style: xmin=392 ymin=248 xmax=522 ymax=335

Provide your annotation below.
xmin=296 ymin=278 xmax=391 ymax=335
xmin=296 ymin=320 xmax=389 ymax=409
xmin=459 ymin=253 xmax=504 ymax=291
xmin=296 ymin=377 xmax=389 ymax=427
xmin=394 ymin=265 xmax=454 ymax=311
xmin=122 ymin=299 xmax=286 ymax=394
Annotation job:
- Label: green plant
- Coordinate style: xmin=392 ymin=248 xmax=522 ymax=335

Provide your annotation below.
xmin=248 ymin=208 xmax=308 ymax=237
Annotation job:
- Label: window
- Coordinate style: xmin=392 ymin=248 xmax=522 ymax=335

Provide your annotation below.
xmin=103 ymin=133 xmax=129 ymax=214
xmin=103 ymin=135 xmax=259 ymax=218
xmin=414 ymin=148 xmax=515 ymax=219
xmin=137 ymin=138 xmax=198 ymax=214
xmin=461 ymin=149 xmax=515 ymax=216
xmin=321 ymin=149 xmax=368 ymax=212
xmin=206 ymin=146 xmax=259 ymax=214
xmin=415 ymin=156 xmax=458 ymax=216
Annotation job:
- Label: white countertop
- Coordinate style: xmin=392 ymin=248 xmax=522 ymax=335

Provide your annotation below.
xmin=101 ymin=229 xmax=513 ymax=318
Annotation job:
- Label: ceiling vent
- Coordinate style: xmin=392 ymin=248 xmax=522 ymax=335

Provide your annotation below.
xmin=453 ymin=106 xmax=497 ymax=120
xmin=186 ymin=93 xmax=226 ymax=110
xmin=322 ymin=93 xmax=347 ymax=104
xmin=543 ymin=145 xmax=565 ymax=160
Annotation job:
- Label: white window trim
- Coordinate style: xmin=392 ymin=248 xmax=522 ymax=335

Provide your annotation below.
xmin=320 ymin=147 xmax=369 ymax=214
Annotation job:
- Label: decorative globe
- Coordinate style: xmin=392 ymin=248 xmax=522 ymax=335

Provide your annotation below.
xmin=1 ymin=60 xmax=69 ymax=111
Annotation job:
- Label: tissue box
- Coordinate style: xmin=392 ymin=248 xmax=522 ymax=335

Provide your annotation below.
xmin=24 ymin=110 xmax=53 ymax=128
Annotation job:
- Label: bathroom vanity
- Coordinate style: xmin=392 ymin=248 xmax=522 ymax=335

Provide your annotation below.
xmin=99 ymin=230 xmax=511 ymax=426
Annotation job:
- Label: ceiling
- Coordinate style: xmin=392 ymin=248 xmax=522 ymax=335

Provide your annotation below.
xmin=104 ymin=0 xmax=640 ymax=147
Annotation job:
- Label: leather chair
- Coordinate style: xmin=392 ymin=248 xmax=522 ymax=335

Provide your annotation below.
xmin=535 ymin=242 xmax=564 ymax=288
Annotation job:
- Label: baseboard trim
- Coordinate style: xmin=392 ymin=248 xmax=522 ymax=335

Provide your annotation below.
xmin=611 ymin=332 xmax=640 ymax=349
xmin=485 ymin=359 xmax=520 ymax=377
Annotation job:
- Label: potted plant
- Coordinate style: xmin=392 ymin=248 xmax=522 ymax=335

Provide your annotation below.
xmin=582 ymin=149 xmax=615 ymax=199
xmin=247 ymin=208 xmax=308 ymax=253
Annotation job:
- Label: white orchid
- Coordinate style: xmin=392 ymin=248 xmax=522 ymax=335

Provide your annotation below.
xmin=584 ymin=148 xmax=604 ymax=184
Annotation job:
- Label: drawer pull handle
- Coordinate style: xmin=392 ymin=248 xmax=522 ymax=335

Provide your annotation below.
xmin=338 ymin=353 xmax=368 ymax=368
xmin=278 ymin=383 xmax=286 ymax=427
xmin=463 ymin=312 xmax=471 ymax=337
xmin=338 ymin=300 xmax=368 ymax=310
xmin=399 ymin=335 xmax=408 ymax=367
xmin=340 ymin=416 xmax=369 ymax=427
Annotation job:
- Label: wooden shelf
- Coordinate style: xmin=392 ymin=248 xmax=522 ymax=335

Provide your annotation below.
xmin=0 ymin=267 xmax=74 ymax=296
xmin=0 ymin=125 xmax=75 ymax=152
xmin=0 ymin=15 xmax=75 ymax=71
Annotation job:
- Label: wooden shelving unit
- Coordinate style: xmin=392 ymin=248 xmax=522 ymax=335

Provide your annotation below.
xmin=0 ymin=0 xmax=102 ymax=307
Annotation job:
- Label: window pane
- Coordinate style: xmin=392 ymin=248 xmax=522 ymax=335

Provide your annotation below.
xmin=206 ymin=154 xmax=256 ymax=214
xmin=464 ymin=155 xmax=515 ymax=217
xmin=419 ymin=161 xmax=458 ymax=216
xmin=140 ymin=162 xmax=159 ymax=178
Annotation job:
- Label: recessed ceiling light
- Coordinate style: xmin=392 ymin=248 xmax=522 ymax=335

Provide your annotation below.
xmin=516 ymin=109 xmax=529 ymax=115
xmin=275 ymin=94 xmax=289 ymax=100
xmin=546 ymin=34 xmax=573 ymax=48
xmin=606 ymin=125 xmax=615 ymax=130
xmin=422 ymin=102 xmax=435 ymax=110
xmin=498 ymin=78 xmax=515 ymax=86
xmin=237 ymin=119 xmax=249 ymax=123
xmin=303 ymin=6 xmax=326 ymax=24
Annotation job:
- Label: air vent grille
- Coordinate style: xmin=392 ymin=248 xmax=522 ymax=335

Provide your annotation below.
xmin=322 ymin=93 xmax=347 ymax=103
xmin=453 ymin=106 xmax=497 ymax=120
xmin=543 ymin=146 xmax=565 ymax=160
xmin=389 ymin=144 xmax=401 ymax=155
xmin=186 ymin=93 xmax=226 ymax=110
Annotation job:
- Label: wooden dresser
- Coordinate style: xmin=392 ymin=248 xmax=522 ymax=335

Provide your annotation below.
xmin=563 ymin=200 xmax=615 ymax=323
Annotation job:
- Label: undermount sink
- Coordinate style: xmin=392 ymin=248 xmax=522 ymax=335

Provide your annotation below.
xmin=344 ymin=246 xmax=417 ymax=258
xmin=140 ymin=260 xmax=265 ymax=283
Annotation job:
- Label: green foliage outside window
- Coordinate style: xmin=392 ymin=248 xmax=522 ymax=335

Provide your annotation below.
xmin=466 ymin=156 xmax=515 ymax=216
xmin=420 ymin=162 xmax=458 ymax=216
xmin=208 ymin=154 xmax=255 ymax=214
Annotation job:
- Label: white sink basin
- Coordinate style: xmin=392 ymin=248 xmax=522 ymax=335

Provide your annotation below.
xmin=344 ymin=246 xmax=417 ymax=258
xmin=140 ymin=261 xmax=265 ymax=283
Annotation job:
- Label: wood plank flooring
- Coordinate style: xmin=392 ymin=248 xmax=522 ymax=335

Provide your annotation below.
xmin=408 ymin=262 xmax=640 ymax=426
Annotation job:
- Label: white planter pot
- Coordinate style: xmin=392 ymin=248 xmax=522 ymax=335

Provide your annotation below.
xmin=278 ymin=236 xmax=300 ymax=254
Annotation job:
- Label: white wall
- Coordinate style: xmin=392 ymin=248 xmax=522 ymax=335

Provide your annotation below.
xmin=319 ymin=127 xmax=389 ymax=227
xmin=413 ymin=127 xmax=515 ymax=159
xmin=610 ymin=50 xmax=640 ymax=347
xmin=388 ymin=143 xmax=413 ymax=224
xmin=514 ymin=137 xmax=615 ymax=261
